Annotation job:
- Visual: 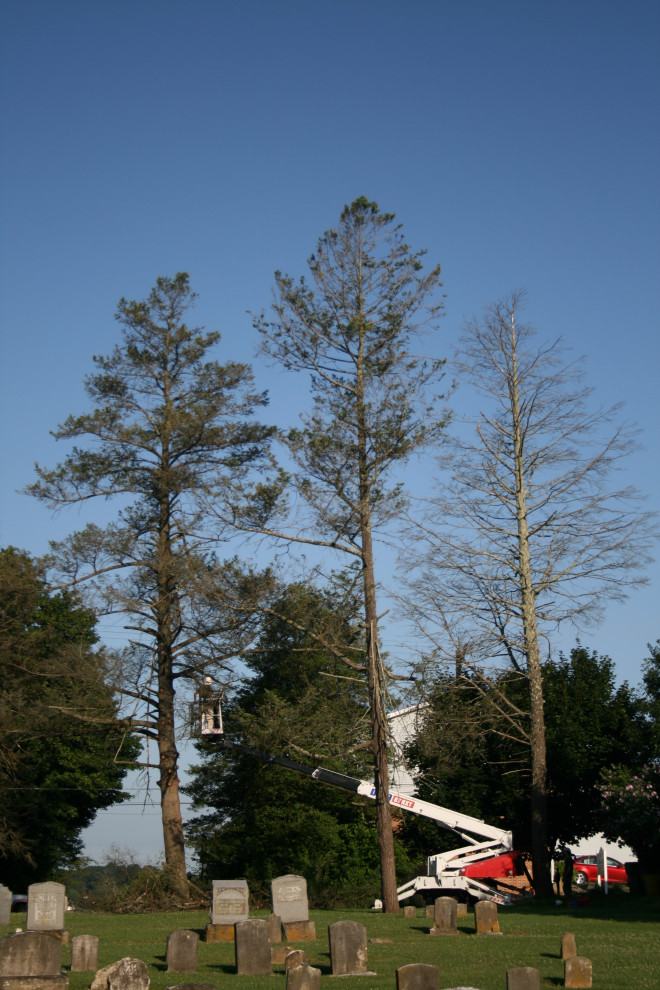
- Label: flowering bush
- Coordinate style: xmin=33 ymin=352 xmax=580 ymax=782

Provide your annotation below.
xmin=599 ymin=764 xmax=660 ymax=872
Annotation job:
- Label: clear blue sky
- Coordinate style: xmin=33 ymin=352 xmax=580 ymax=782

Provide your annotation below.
xmin=1 ymin=0 xmax=658 ymax=864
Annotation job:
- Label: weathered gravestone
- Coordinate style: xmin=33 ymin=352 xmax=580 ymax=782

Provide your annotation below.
xmin=70 ymin=935 xmax=99 ymax=972
xmin=206 ymin=880 xmax=249 ymax=942
xmin=430 ymin=897 xmax=458 ymax=935
xmin=284 ymin=951 xmax=310 ymax=972
xmin=402 ymin=905 xmax=416 ymax=919
xmin=328 ymin=920 xmax=370 ymax=976
xmin=0 ymin=889 xmax=11 ymax=927
xmin=506 ymin=967 xmax=540 ymax=990
xmin=396 ymin=963 xmax=439 ymax=990
xmin=27 ymin=884 xmax=66 ymax=933
xmin=0 ymin=931 xmax=67 ymax=990
xmin=271 ymin=876 xmax=316 ymax=941
xmin=268 ymin=914 xmax=282 ymax=943
xmin=166 ymin=931 xmax=198 ymax=973
xmin=90 ymin=958 xmax=149 ymax=990
xmin=564 ymin=956 xmax=592 ymax=988
xmin=286 ymin=964 xmax=321 ymax=990
xmin=235 ymin=920 xmax=271 ymax=975
xmin=474 ymin=899 xmax=500 ymax=934
xmin=561 ymin=931 xmax=577 ymax=960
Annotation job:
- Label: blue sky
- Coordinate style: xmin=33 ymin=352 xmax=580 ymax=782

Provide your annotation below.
xmin=1 ymin=0 xmax=658 ymax=864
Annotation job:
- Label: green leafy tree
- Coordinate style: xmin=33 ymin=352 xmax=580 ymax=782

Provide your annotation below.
xmin=186 ymin=579 xmax=416 ymax=907
xmin=243 ymin=197 xmax=448 ymax=911
xmin=25 ymin=274 xmax=276 ymax=896
xmin=406 ymin=291 xmax=656 ymax=894
xmin=404 ymin=646 xmax=651 ymax=872
xmin=0 ymin=547 xmax=139 ymax=889
xmin=641 ymin=640 xmax=660 ymax=756
xmin=599 ymin=765 xmax=660 ymax=872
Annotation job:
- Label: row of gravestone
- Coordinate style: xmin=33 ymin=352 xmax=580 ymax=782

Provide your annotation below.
xmin=0 ymin=920 xmax=371 ymax=983
xmin=422 ymin=899 xmax=592 ymax=987
xmin=0 ymin=920 xmax=594 ymax=989
xmin=0 ymin=882 xmax=68 ymax=931
xmin=428 ymin=897 xmax=500 ymax=935
xmin=0 ymin=923 xmax=593 ymax=990
xmin=207 ymin=875 xmax=315 ymax=943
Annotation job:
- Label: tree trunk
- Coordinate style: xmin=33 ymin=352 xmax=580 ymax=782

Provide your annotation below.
xmin=511 ymin=325 xmax=552 ymax=897
xmin=155 ymin=471 xmax=189 ymax=899
xmin=363 ymin=554 xmax=398 ymax=912
xmin=157 ymin=684 xmax=189 ymax=897
xmin=356 ymin=318 xmax=398 ymax=913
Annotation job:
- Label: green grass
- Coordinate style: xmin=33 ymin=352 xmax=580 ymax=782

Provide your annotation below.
xmin=3 ymin=893 xmax=659 ymax=990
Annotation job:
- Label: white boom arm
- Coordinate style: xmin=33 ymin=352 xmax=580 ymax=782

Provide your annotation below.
xmin=214 ymin=740 xmax=520 ymax=905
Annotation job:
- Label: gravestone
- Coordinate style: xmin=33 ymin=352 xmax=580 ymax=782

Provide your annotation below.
xmin=0 ymin=931 xmax=67 ymax=990
xmin=271 ymin=875 xmax=309 ymax=923
xmin=206 ymin=880 xmax=249 ymax=941
xmin=506 ymin=968 xmax=540 ymax=990
xmin=268 ymin=914 xmax=282 ymax=942
xmin=90 ymin=957 xmax=149 ymax=990
xmin=166 ymin=931 xmax=198 ymax=973
xmin=474 ymin=899 xmax=500 ymax=933
xmin=285 ymin=950 xmax=310 ymax=972
xmin=403 ymin=905 xmax=416 ymax=919
xmin=286 ymin=963 xmax=321 ymax=990
xmin=0 ymin=889 xmax=11 ymax=927
xmin=561 ymin=931 xmax=577 ymax=959
xmin=564 ymin=956 xmax=592 ymax=988
xmin=235 ymin=920 xmax=271 ymax=975
xmin=456 ymin=902 xmax=468 ymax=918
xmin=26 ymin=883 xmax=66 ymax=933
xmin=71 ymin=935 xmax=99 ymax=972
xmin=430 ymin=897 xmax=458 ymax=935
xmin=328 ymin=920 xmax=369 ymax=976
xmin=396 ymin=963 xmax=439 ymax=990
xmin=210 ymin=880 xmax=249 ymax=924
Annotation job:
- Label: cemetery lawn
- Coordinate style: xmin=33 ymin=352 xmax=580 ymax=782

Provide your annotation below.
xmin=4 ymin=894 xmax=659 ymax=990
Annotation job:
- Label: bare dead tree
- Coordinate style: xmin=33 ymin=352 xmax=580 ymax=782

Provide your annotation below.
xmin=405 ymin=290 xmax=657 ymax=895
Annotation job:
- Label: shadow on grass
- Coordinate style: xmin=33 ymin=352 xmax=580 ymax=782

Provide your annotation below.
xmin=508 ymin=893 xmax=660 ymax=924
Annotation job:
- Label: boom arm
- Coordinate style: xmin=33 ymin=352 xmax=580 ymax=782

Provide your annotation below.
xmin=217 ymin=737 xmax=512 ymax=851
